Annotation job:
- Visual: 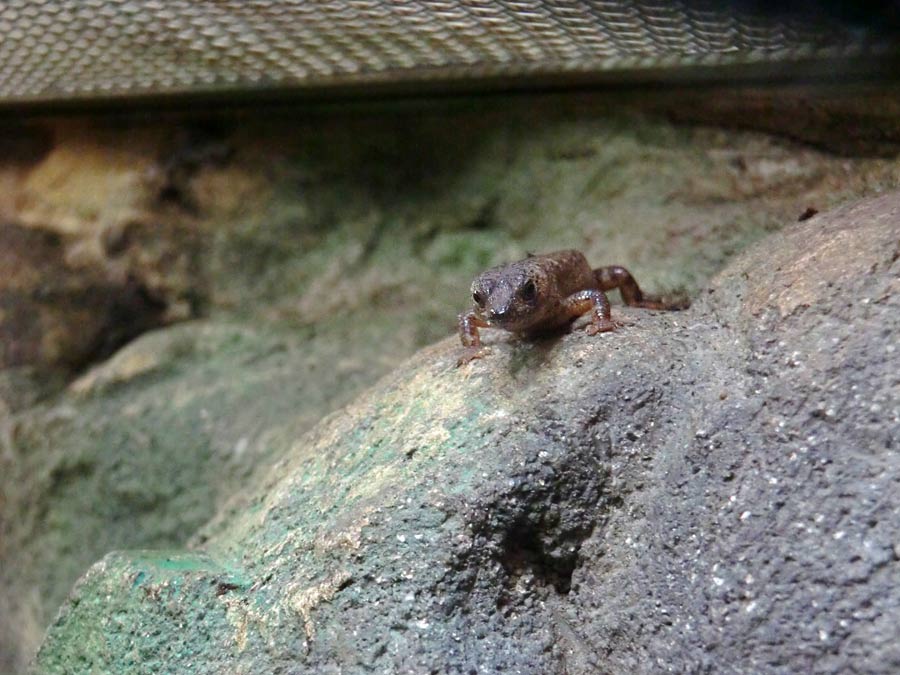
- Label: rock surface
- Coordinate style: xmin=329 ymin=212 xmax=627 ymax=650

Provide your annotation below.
xmin=32 ymin=193 xmax=900 ymax=673
xmin=8 ymin=94 xmax=900 ymax=673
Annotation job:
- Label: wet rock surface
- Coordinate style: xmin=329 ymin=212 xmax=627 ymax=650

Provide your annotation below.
xmin=31 ymin=193 xmax=900 ymax=673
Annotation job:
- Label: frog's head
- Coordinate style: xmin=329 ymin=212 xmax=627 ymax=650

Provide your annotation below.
xmin=470 ymin=259 xmax=546 ymax=332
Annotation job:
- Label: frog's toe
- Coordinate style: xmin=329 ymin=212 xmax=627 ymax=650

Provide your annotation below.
xmin=456 ymin=346 xmax=491 ymax=367
xmin=585 ymin=319 xmax=620 ymax=335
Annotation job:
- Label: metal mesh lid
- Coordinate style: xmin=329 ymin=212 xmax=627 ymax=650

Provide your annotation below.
xmin=0 ymin=1 xmax=892 ymax=105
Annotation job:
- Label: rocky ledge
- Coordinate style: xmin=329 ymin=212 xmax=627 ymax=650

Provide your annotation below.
xmin=31 ymin=192 xmax=900 ymax=673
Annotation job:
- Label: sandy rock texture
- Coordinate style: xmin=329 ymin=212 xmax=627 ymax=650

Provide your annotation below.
xmin=32 ymin=192 xmax=900 ymax=673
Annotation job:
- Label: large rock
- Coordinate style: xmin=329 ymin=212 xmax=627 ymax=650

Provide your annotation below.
xmin=33 ymin=192 xmax=900 ymax=673
xmin=8 ymin=96 xmax=900 ymax=673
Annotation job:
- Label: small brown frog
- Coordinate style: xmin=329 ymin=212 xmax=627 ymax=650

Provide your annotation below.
xmin=457 ymin=250 xmax=688 ymax=365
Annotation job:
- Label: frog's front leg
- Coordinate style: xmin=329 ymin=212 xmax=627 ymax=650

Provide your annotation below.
xmin=562 ymin=289 xmax=619 ymax=335
xmin=593 ymin=265 xmax=689 ymax=310
xmin=457 ymin=311 xmax=491 ymax=365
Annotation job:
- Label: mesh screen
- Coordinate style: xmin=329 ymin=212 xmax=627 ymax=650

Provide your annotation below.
xmin=0 ymin=1 xmax=888 ymax=104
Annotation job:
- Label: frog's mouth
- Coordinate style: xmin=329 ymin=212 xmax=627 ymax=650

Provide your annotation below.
xmin=482 ymin=306 xmax=536 ymax=333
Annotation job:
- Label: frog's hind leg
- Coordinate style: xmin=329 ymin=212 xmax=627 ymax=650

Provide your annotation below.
xmin=593 ymin=266 xmax=689 ymax=310
xmin=562 ymin=289 xmax=619 ymax=335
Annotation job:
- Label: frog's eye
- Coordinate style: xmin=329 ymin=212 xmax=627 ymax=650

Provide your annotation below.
xmin=520 ymin=279 xmax=537 ymax=302
xmin=473 ymin=290 xmax=486 ymax=306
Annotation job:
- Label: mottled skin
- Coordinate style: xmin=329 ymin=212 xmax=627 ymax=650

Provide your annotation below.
xmin=458 ymin=250 xmax=688 ymax=364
